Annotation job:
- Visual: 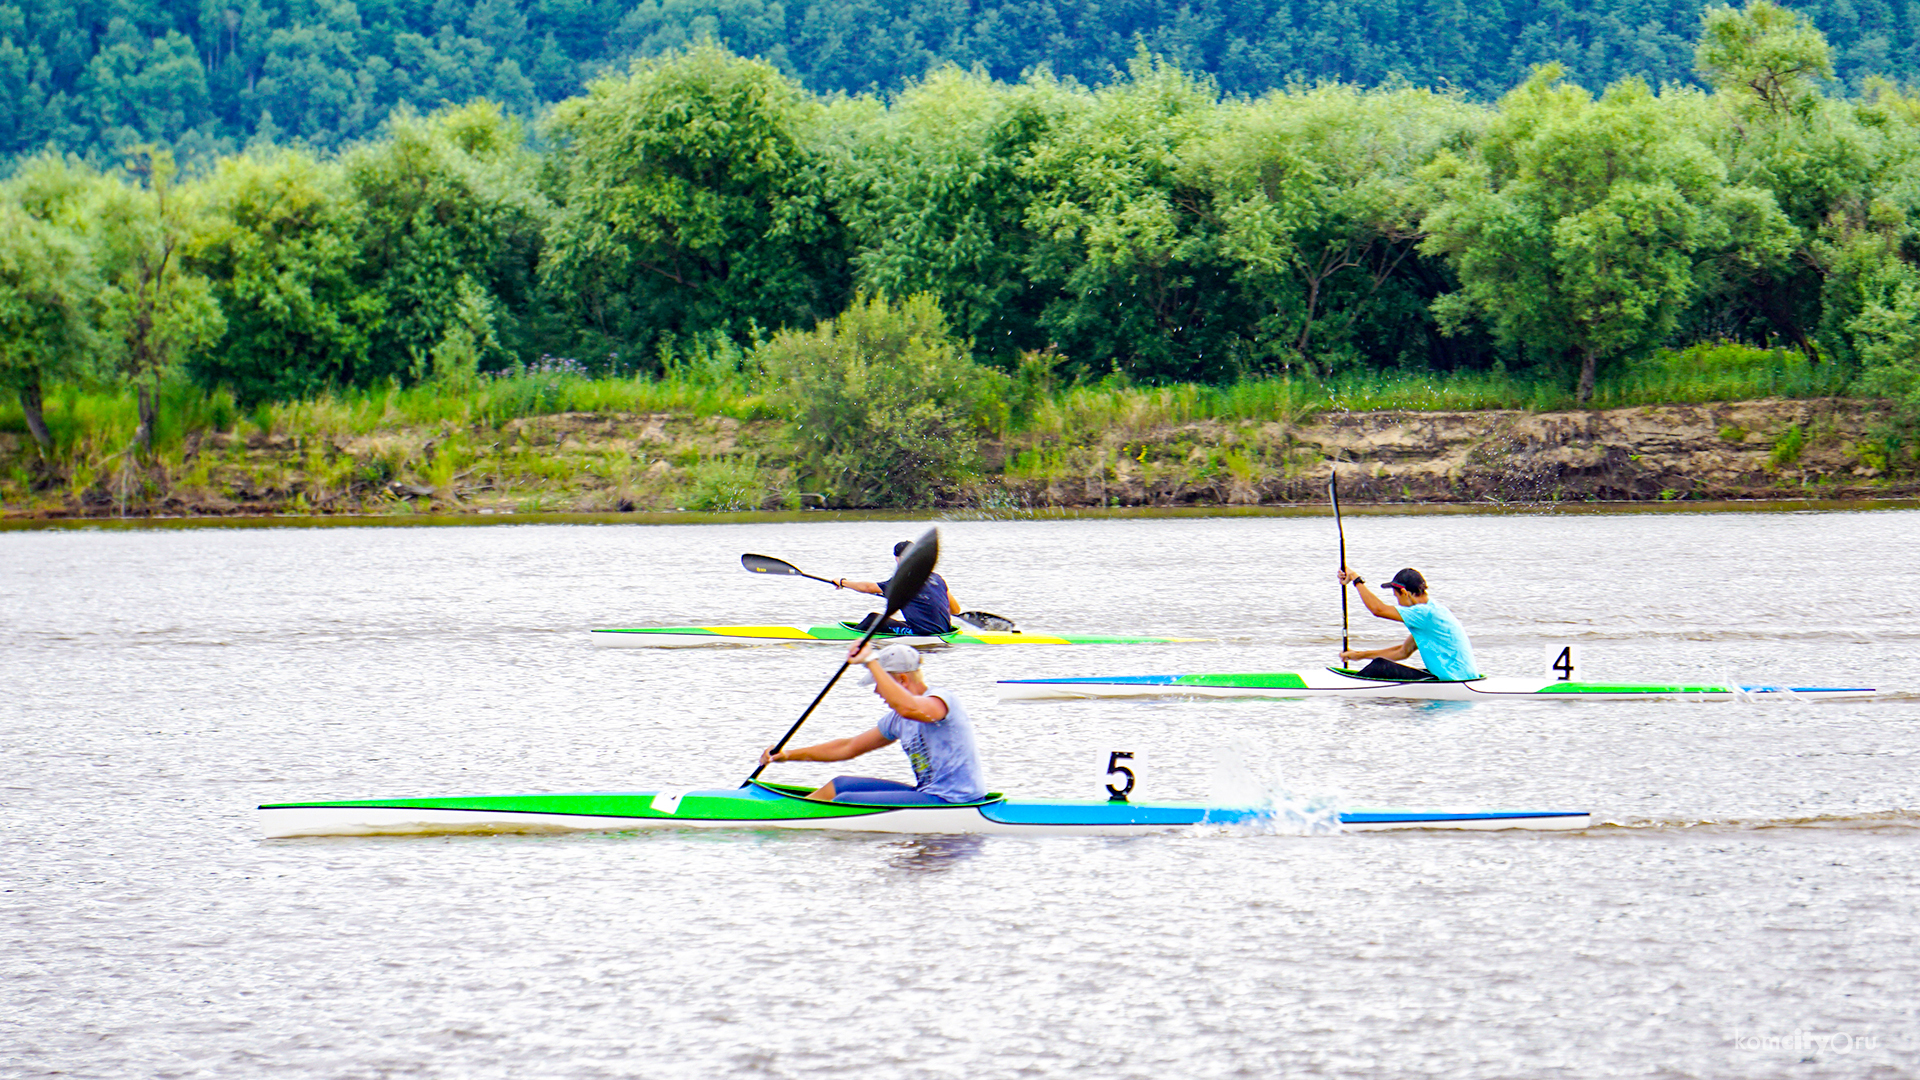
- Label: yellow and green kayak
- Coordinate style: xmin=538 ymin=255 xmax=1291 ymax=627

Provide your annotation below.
xmin=590 ymin=621 xmax=1203 ymax=648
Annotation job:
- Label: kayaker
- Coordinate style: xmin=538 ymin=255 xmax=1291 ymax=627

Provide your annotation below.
xmin=834 ymin=540 xmax=961 ymax=635
xmin=1336 ymin=567 xmax=1480 ymax=681
xmin=758 ymin=642 xmax=989 ymax=805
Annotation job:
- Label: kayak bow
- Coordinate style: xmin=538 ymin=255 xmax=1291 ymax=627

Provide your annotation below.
xmin=591 ymin=622 xmax=1201 ymax=648
xmin=258 ymin=780 xmax=1590 ymax=838
xmin=996 ymin=668 xmax=1878 ymax=701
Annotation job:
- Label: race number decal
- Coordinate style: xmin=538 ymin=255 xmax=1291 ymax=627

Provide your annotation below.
xmin=1545 ymin=644 xmax=1581 ymax=682
xmin=1104 ymin=751 xmax=1136 ymax=801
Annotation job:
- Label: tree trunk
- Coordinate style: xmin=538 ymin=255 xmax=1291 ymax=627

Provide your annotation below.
xmin=1576 ymin=348 xmax=1598 ymax=405
xmin=136 ymin=380 xmax=157 ymax=457
xmin=19 ymin=377 xmax=53 ymax=452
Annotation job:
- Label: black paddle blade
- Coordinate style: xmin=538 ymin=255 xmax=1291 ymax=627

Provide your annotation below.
xmin=883 ymin=528 xmax=939 ymax=617
xmin=958 ymin=610 xmax=1016 ymax=632
xmin=742 ymin=553 xmax=802 ymax=576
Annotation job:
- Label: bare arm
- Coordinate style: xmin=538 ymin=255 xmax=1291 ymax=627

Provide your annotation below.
xmin=1341 ymin=635 xmax=1418 ymax=663
xmin=762 ymin=726 xmax=893 ymax=766
xmin=836 ymin=578 xmax=884 ymax=596
xmin=1339 ymin=568 xmax=1404 ymax=623
xmin=851 ymin=644 xmax=949 ymax=722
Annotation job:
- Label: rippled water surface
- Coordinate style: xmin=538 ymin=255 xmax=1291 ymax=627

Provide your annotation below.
xmin=4 ymin=510 xmax=1918 ymax=1078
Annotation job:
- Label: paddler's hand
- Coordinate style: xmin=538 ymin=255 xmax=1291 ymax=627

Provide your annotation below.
xmin=760 ymin=746 xmax=788 ymax=766
xmin=847 ymin=643 xmax=876 ymax=666
xmin=1338 ymin=568 xmax=1364 ymax=587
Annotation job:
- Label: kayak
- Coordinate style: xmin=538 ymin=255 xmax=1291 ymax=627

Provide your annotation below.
xmin=257 ymin=780 xmax=1590 ymax=837
xmin=996 ymin=668 xmax=1878 ymax=701
xmin=591 ymin=621 xmax=1202 ymax=648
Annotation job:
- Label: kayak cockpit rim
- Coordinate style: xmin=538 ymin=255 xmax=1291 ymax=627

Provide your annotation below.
xmin=1325 ymin=666 xmax=1486 ymax=685
xmin=745 ymin=778 xmax=1007 ymax=808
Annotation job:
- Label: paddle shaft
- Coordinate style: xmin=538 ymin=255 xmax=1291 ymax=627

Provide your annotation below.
xmin=746 ymin=528 xmax=941 ymax=782
xmin=1331 ymin=473 xmax=1349 ymax=660
xmin=744 ymin=552 xmax=1007 ymax=627
xmin=745 ymin=620 xmax=889 ymax=781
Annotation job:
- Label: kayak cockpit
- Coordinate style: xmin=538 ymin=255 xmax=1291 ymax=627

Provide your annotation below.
xmin=1326 ymin=666 xmax=1487 ymax=684
xmin=746 ymin=778 xmax=1005 ymax=808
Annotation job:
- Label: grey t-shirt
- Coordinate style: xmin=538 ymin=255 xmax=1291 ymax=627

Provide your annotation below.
xmin=875 ymin=687 xmax=987 ymax=802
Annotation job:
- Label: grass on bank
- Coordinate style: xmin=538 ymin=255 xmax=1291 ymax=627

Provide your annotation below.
xmin=0 ymin=340 xmax=1856 ymax=453
xmin=0 ymin=341 xmax=1883 ymax=512
xmin=1016 ymin=343 xmax=1852 ymax=436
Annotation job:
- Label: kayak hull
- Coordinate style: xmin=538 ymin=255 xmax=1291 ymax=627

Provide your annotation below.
xmin=258 ymin=781 xmax=1590 ymax=838
xmin=591 ymin=623 xmax=1201 ymax=647
xmin=996 ymin=670 xmax=1878 ymax=701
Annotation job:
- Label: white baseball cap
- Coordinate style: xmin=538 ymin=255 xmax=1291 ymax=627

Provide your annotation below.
xmin=857 ymin=643 xmax=923 ymax=684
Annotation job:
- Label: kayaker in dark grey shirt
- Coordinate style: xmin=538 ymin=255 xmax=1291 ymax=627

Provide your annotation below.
xmin=833 ymin=540 xmax=962 ymax=635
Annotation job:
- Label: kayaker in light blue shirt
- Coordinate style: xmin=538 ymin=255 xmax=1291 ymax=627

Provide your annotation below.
xmin=1336 ymin=566 xmax=1480 ymax=681
xmin=758 ymin=642 xmax=989 ymax=805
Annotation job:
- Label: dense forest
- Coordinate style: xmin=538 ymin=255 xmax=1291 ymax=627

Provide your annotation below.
xmin=3 ymin=0 xmax=1919 ymax=162
xmin=4 ymin=0 xmax=1920 ymax=466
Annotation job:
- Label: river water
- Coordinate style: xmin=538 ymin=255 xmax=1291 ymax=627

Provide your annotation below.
xmin=3 ymin=509 xmax=1916 ymax=1078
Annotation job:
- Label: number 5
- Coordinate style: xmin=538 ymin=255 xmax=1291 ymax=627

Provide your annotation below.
xmin=1105 ymin=751 xmax=1135 ymax=801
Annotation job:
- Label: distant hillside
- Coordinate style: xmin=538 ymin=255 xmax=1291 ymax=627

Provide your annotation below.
xmin=1 ymin=0 xmax=1908 ymax=163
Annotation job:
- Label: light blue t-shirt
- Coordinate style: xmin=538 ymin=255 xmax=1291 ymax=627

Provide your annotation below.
xmin=1399 ymin=600 xmax=1479 ymax=681
xmin=875 ymin=688 xmax=987 ymax=802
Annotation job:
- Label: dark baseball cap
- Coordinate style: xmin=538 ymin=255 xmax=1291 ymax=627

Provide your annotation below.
xmin=1383 ymin=568 xmax=1428 ymax=594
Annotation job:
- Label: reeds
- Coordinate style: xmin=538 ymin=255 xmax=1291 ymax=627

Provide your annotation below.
xmin=0 ymin=340 xmax=1877 ymax=514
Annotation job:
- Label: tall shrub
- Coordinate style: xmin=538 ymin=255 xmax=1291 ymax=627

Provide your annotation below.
xmin=760 ymin=294 xmax=996 ymax=507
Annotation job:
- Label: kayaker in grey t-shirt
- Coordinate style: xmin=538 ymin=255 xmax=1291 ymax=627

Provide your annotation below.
xmin=758 ymin=643 xmax=989 ymax=805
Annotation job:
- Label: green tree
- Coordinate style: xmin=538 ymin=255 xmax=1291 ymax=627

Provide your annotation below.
xmin=827 ymin=67 xmax=1073 ymax=367
xmin=1695 ymin=0 xmax=1833 ymax=119
xmin=1685 ymin=0 xmax=1855 ymax=360
xmin=186 ymin=149 xmax=383 ymax=404
xmin=0 ymin=175 xmax=102 ymax=451
xmin=342 ymin=101 xmax=548 ymax=381
xmin=1423 ymin=68 xmax=1788 ymax=402
xmin=94 ymin=147 xmax=227 ymax=456
xmin=1017 ymin=55 xmax=1242 ymax=382
xmin=541 ymin=44 xmax=847 ymax=369
xmin=1193 ymin=82 xmax=1488 ymax=374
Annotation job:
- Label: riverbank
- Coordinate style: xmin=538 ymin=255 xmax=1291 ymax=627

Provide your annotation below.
xmin=1 ymin=396 xmax=1910 ymax=519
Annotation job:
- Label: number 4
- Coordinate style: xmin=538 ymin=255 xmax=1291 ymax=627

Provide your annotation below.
xmin=1547 ymin=644 xmax=1580 ymax=682
xmin=1105 ymin=751 xmax=1136 ymax=801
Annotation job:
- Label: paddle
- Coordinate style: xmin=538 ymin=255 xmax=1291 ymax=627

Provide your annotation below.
xmin=957 ymin=610 xmax=1017 ymax=632
xmin=745 ymin=550 xmax=1015 ymax=630
xmin=746 ymin=527 xmax=940 ymax=783
xmin=1330 ymin=471 xmax=1350 ymax=665
xmin=741 ymin=552 xmax=838 ymax=587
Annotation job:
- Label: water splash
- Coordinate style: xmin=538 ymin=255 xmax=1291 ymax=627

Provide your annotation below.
xmin=1197 ymin=738 xmax=1346 ymax=836
xmin=1722 ymin=670 xmax=1807 ymax=704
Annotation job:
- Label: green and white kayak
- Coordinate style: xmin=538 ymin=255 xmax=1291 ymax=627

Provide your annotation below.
xmin=258 ymin=780 xmax=1590 ymax=837
xmin=996 ymin=668 xmax=1878 ymax=701
xmin=591 ymin=621 xmax=1202 ymax=648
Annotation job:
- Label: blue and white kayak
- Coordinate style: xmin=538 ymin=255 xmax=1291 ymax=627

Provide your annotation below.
xmin=258 ymin=780 xmax=1591 ymax=837
xmin=996 ymin=668 xmax=1878 ymax=701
